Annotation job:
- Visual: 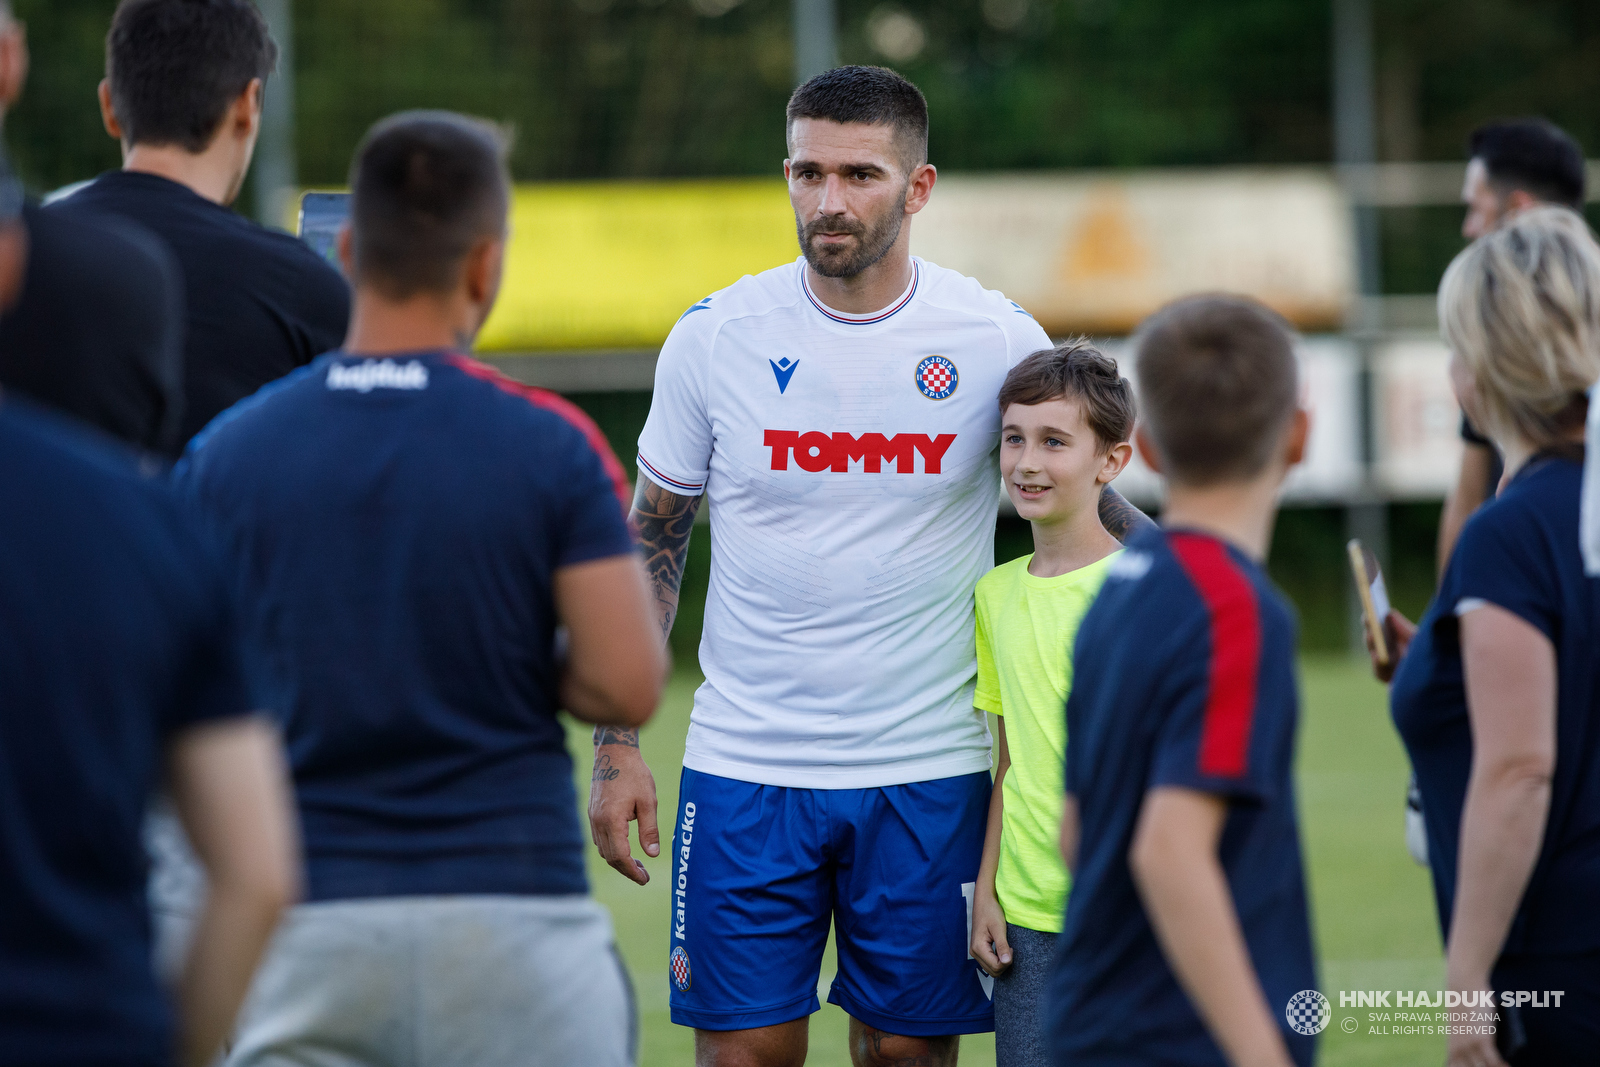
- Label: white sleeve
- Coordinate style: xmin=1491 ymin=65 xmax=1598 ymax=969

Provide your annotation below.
xmin=636 ymin=305 xmax=717 ymax=495
xmin=1000 ymin=302 xmax=1055 ymax=368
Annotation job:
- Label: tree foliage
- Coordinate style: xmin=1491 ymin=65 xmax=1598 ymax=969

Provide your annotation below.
xmin=7 ymin=0 xmax=1599 ymax=192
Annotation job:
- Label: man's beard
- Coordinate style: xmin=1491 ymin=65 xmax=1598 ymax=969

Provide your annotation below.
xmin=796 ymin=197 xmax=906 ymax=279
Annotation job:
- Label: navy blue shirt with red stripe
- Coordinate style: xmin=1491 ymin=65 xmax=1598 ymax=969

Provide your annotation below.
xmin=175 ymin=350 xmax=634 ymax=902
xmin=1048 ymin=526 xmax=1316 ymax=1067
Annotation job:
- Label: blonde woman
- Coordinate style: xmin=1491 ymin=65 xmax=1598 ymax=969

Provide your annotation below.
xmin=1385 ymin=206 xmax=1600 ymax=1067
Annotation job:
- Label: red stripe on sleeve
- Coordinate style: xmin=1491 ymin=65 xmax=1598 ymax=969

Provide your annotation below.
xmin=1169 ymin=533 xmax=1262 ymax=778
xmin=446 ymin=354 xmax=632 ymax=516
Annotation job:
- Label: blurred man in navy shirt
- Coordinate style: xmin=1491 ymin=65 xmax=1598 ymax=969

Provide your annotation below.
xmin=179 ymin=111 xmax=664 ymax=1067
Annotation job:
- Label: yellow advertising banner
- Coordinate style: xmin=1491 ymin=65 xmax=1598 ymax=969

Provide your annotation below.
xmin=476 ymin=179 xmax=796 ymax=351
xmin=299 ymin=168 xmax=1354 ymax=351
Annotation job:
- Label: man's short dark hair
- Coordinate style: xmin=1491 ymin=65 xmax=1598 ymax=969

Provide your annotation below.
xmin=1469 ymin=119 xmax=1586 ymax=210
xmin=786 ymin=65 xmax=929 ymax=168
xmin=350 ymin=111 xmax=511 ymax=299
xmin=1132 ymin=295 xmax=1299 ymax=487
xmin=107 ymin=0 xmax=278 ymax=153
xmin=998 ymin=340 xmax=1135 ymax=452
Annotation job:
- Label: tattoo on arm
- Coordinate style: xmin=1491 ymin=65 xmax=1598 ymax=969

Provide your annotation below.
xmin=593 ymin=726 xmax=640 ymax=748
xmin=631 ymin=478 xmax=702 ymax=640
xmin=590 ymin=480 xmax=702 ymax=750
xmin=1099 ymin=485 xmax=1156 ymax=544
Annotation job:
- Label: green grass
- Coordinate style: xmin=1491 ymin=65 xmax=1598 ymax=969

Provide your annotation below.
xmin=567 ymin=656 xmax=1444 ymax=1066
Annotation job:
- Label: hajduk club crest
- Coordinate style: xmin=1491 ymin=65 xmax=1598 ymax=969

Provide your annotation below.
xmin=671 ymin=945 xmax=692 ymax=992
xmin=915 ymin=355 xmax=958 ymax=400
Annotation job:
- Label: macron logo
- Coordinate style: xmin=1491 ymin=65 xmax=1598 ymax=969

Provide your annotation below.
xmin=769 ymin=357 xmax=799 ymax=394
xmin=764 ymin=430 xmax=957 ymax=474
xmin=326 ymin=359 xmax=429 ymax=393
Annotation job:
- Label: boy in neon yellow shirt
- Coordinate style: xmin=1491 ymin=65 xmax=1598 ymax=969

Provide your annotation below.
xmin=970 ymin=341 xmax=1139 ymax=1066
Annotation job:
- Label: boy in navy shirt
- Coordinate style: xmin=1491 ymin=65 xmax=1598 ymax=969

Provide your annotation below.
xmin=177 ymin=112 xmax=664 ymax=1067
xmin=1049 ymin=295 xmax=1318 ymax=1067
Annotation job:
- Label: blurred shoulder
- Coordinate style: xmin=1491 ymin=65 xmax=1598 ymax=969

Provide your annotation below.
xmin=1457 ymin=455 xmax=1581 ymax=563
xmin=180 ymin=359 xmax=332 ymax=464
xmin=28 ymin=200 xmax=180 ymax=293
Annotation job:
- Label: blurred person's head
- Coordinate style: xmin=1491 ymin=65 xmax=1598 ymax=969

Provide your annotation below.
xmin=0 ymin=0 xmax=29 ymax=121
xmin=997 ymin=341 xmax=1134 ymax=525
xmin=98 ymin=0 xmax=277 ymax=206
xmin=1439 ymin=206 xmax=1600 ymax=465
xmin=1131 ymin=294 xmax=1307 ymax=491
xmin=341 ymin=111 xmax=511 ymax=349
xmin=784 ymin=65 xmax=935 ymax=279
xmin=1462 ymin=119 xmax=1586 ymax=241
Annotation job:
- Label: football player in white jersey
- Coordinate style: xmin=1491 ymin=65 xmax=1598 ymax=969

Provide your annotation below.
xmin=589 ymin=66 xmax=1152 ymax=1067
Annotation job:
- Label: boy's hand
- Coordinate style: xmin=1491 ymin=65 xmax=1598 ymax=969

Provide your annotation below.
xmin=970 ymin=888 xmax=1012 ymax=977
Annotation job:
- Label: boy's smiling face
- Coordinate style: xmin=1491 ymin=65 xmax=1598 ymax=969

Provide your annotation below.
xmin=1001 ymin=396 xmax=1130 ymax=523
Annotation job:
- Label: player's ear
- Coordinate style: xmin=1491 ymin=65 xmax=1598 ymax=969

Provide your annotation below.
xmin=236 ymin=78 xmax=264 ymax=135
xmin=464 ymin=235 xmax=506 ymax=317
xmin=98 ymin=79 xmax=124 ymax=144
xmin=336 ymin=224 xmax=355 ymax=279
xmin=904 ymin=162 xmax=936 ymax=216
xmin=1282 ymin=407 xmax=1311 ymax=468
xmin=1133 ymin=424 xmax=1164 ymax=475
xmin=1503 ymin=188 xmax=1540 ymax=218
xmin=1099 ymin=440 xmax=1134 ymax=484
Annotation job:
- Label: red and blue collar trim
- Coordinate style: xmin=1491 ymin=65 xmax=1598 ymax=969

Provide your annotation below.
xmin=801 ymin=260 xmax=919 ymax=325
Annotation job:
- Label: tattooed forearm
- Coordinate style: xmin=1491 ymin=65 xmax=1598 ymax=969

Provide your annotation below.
xmin=589 ymin=482 xmax=701 ymax=751
xmin=1099 ymin=485 xmax=1156 ymax=543
xmin=593 ymin=726 xmax=640 ymax=748
xmin=630 ymin=478 xmax=703 ymax=640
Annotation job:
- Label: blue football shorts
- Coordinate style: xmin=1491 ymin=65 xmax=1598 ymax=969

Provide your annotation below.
xmin=666 ymin=767 xmax=996 ymax=1036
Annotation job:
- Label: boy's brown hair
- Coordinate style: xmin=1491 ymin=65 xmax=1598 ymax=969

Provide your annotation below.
xmin=998 ymin=339 xmax=1135 ymax=453
xmin=1132 ymin=294 xmax=1299 ymax=486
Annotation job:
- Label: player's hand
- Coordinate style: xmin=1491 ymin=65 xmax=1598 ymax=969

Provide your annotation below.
xmin=969 ymin=886 xmax=1012 ymax=977
xmin=1445 ymin=1026 xmax=1507 ymax=1067
xmin=1368 ymin=609 xmax=1417 ymax=683
xmin=588 ymin=736 xmax=659 ymax=885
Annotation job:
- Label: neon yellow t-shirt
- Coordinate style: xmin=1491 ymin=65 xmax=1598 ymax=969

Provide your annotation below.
xmin=974 ymin=550 xmax=1118 ymax=934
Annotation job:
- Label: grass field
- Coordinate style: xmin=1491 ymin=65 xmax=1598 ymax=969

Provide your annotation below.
xmin=566 ymin=656 xmax=1446 ymax=1066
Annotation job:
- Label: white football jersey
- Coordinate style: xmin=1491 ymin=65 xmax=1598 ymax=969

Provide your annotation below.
xmin=638 ymin=256 xmax=1053 ymax=788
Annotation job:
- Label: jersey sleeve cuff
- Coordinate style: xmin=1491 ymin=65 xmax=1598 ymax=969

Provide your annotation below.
xmin=637 ymin=453 xmax=706 ymax=495
xmin=1148 ymin=771 xmax=1273 ymax=804
xmin=974 ymin=691 xmax=1002 ymax=715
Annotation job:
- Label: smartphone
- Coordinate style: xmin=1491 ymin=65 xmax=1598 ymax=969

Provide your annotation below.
xmin=1348 ymin=539 xmax=1392 ymax=666
xmin=297 ymin=192 xmax=350 ymax=271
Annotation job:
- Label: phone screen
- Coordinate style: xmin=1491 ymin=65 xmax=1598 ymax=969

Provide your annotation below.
xmin=1348 ymin=540 xmax=1391 ymax=664
xmin=297 ymin=192 xmax=350 ymax=272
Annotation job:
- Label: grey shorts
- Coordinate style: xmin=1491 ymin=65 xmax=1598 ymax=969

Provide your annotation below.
xmin=226 ymin=894 xmax=636 ymax=1067
xmin=992 ymin=923 xmax=1059 ymax=1067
